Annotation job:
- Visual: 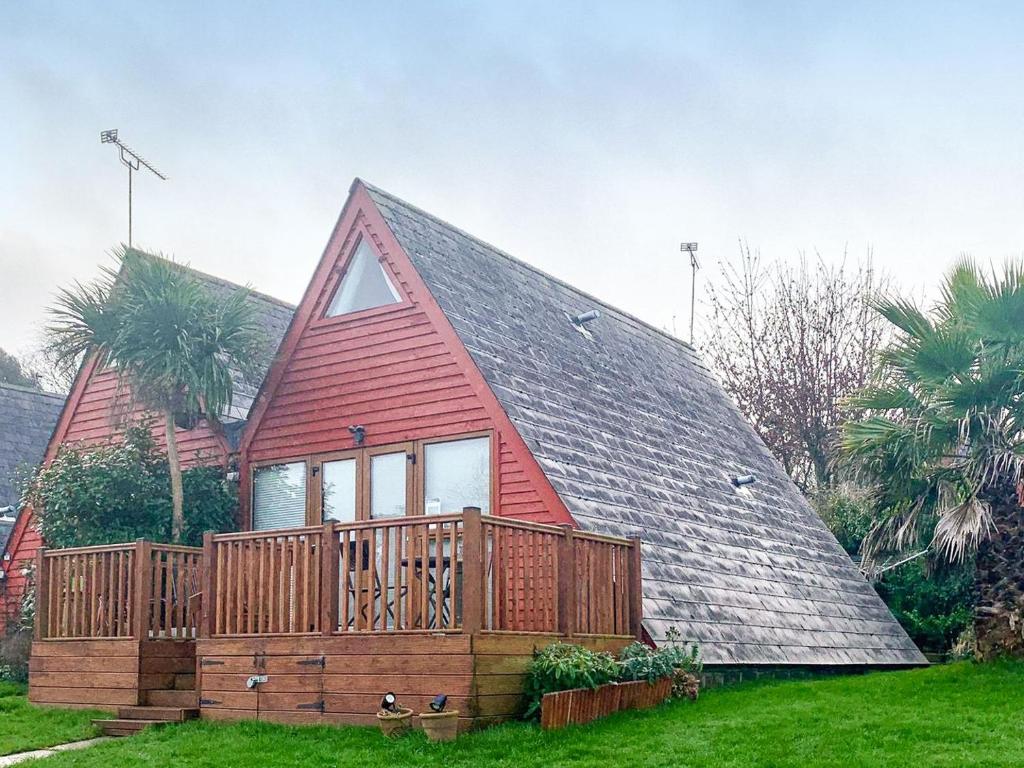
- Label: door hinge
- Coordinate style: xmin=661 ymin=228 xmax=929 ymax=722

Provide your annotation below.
xmin=199 ymin=697 xmax=221 ymax=707
xmin=200 ymin=658 xmax=224 ymax=667
xmin=297 ymin=700 xmax=325 ymax=712
xmin=296 ymin=656 xmax=325 ymax=668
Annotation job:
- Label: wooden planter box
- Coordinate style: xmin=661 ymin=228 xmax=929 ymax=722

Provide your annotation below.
xmin=540 ymin=677 xmax=672 ymax=730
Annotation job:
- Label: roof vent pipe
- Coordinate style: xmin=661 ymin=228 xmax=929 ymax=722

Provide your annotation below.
xmin=731 ymin=474 xmax=757 ymax=488
xmin=571 ymin=310 xmax=601 ymax=327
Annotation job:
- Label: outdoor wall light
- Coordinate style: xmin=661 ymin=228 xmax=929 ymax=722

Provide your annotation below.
xmin=429 ymin=694 xmax=448 ymax=713
xmin=731 ymin=474 xmax=757 ymax=488
xmin=381 ymin=692 xmax=399 ymax=713
xmin=349 ymin=425 xmax=366 ymax=445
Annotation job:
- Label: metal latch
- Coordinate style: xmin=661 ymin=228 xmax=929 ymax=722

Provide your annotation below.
xmin=246 ymin=674 xmax=269 ymax=689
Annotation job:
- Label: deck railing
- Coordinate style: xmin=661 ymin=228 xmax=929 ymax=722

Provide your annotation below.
xmin=34 ymin=540 xmax=203 ymax=641
xmin=201 ymin=509 xmax=642 ymax=639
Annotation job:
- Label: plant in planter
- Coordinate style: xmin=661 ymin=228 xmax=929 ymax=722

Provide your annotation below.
xmin=524 ymin=642 xmax=620 ymax=720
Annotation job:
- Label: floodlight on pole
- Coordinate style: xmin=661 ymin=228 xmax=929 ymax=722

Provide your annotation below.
xmin=680 ymin=242 xmax=699 ymax=344
xmin=100 ymin=129 xmax=167 ymax=248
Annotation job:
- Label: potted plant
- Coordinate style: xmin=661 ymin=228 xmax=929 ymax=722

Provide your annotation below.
xmin=377 ymin=693 xmax=413 ymax=738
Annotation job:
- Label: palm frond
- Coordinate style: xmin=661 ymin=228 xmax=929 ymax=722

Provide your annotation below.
xmin=931 ymin=495 xmax=993 ymax=563
xmin=870 ymin=297 xmax=933 ymax=338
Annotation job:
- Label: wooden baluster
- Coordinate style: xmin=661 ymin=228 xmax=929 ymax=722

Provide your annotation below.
xmin=380 ymin=526 xmax=390 ymax=632
xmin=339 ymin=529 xmax=350 ymax=632
xmin=419 ymin=522 xmax=428 ymax=630
xmin=279 ymin=539 xmax=288 ymax=633
xmin=404 ymin=525 xmax=413 ymax=630
xmin=433 ymin=520 xmax=443 ymax=630
xmin=310 ymin=532 xmax=321 ymax=633
xmin=266 ymin=538 xmax=277 ymax=633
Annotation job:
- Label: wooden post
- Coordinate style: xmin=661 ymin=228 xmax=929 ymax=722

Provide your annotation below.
xmin=557 ymin=525 xmax=576 ymax=638
xmin=199 ymin=532 xmax=216 ymax=639
xmin=320 ymin=523 xmax=339 ymax=636
xmin=460 ymin=507 xmax=483 ymax=635
xmin=34 ymin=547 xmax=48 ymax=641
xmin=132 ymin=539 xmax=152 ymax=641
xmin=628 ymin=536 xmax=644 ymax=640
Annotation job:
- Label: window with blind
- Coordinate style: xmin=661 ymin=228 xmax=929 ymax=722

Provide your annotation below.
xmin=252 ymin=462 xmax=308 ymax=531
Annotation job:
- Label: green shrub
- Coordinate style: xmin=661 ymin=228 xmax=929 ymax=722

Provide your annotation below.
xmin=618 ymin=638 xmax=701 ymax=684
xmin=523 ymin=642 xmax=620 ymax=718
xmin=24 ymin=424 xmax=238 ymax=548
xmin=813 ymin=485 xmax=874 ymax=555
xmin=0 ymin=629 xmax=31 ymax=684
xmin=876 ymin=559 xmax=974 ymax=654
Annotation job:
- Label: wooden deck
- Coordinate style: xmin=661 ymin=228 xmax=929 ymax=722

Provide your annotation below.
xmin=29 ymin=509 xmax=641 ymax=728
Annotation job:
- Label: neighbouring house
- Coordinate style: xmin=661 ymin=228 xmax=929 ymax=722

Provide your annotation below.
xmin=0 ymin=271 xmax=293 ymax=635
xmin=0 ymin=382 xmax=65 ymax=627
xmin=24 ymin=180 xmax=924 ymax=730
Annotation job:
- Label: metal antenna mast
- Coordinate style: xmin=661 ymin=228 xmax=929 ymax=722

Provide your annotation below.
xmin=680 ymin=242 xmax=699 ymax=344
xmin=100 ymin=130 xmax=167 ymax=248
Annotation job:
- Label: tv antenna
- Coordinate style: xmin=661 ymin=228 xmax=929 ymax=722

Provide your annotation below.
xmin=680 ymin=242 xmax=699 ymax=344
xmin=100 ymin=130 xmax=167 ymax=248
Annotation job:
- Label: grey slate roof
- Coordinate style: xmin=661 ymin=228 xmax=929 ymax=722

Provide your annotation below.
xmin=0 ymin=383 xmax=65 ymax=546
xmin=364 ymin=182 xmax=926 ymax=667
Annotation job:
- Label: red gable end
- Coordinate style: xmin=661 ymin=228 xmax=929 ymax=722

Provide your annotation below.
xmin=239 ymin=181 xmax=571 ymax=528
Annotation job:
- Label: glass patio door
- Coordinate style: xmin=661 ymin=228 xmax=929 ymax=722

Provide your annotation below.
xmin=320 ymin=457 xmax=357 ymax=524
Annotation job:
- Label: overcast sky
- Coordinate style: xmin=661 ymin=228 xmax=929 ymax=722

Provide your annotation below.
xmin=3 ymin=2 xmax=1024 ymax=365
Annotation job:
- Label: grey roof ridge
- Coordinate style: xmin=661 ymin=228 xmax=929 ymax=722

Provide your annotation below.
xmin=128 ymin=249 xmax=296 ymax=311
xmin=0 ymin=382 xmax=66 ymax=400
xmin=358 ymin=179 xmax=699 ymax=356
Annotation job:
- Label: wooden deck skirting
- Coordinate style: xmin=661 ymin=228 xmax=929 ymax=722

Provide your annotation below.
xmin=195 ymin=632 xmax=632 ymax=730
xmin=29 ymin=510 xmax=641 ymax=727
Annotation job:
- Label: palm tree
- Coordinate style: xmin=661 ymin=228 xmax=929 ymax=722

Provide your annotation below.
xmin=841 ymin=258 xmax=1024 ymax=658
xmin=47 ymin=248 xmax=264 ymax=542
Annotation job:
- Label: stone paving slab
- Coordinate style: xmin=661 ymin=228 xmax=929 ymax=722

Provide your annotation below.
xmin=0 ymin=737 xmax=110 ymax=766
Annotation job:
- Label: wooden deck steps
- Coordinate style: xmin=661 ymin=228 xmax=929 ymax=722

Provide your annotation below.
xmin=147 ymin=689 xmax=199 ymax=708
xmin=92 ymin=706 xmax=198 ymax=737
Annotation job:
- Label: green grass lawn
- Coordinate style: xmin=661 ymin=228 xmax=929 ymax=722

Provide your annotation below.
xmin=0 ymin=682 xmax=103 ymax=757
xmin=17 ymin=661 xmax=1024 ymax=768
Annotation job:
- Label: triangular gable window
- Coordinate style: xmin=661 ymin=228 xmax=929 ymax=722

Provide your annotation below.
xmin=325 ymin=238 xmax=402 ymax=317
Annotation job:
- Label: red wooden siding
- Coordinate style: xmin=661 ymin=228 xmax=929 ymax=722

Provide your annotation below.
xmin=243 ymin=192 xmax=570 ymax=528
xmin=62 ymin=367 xmax=228 ymax=466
